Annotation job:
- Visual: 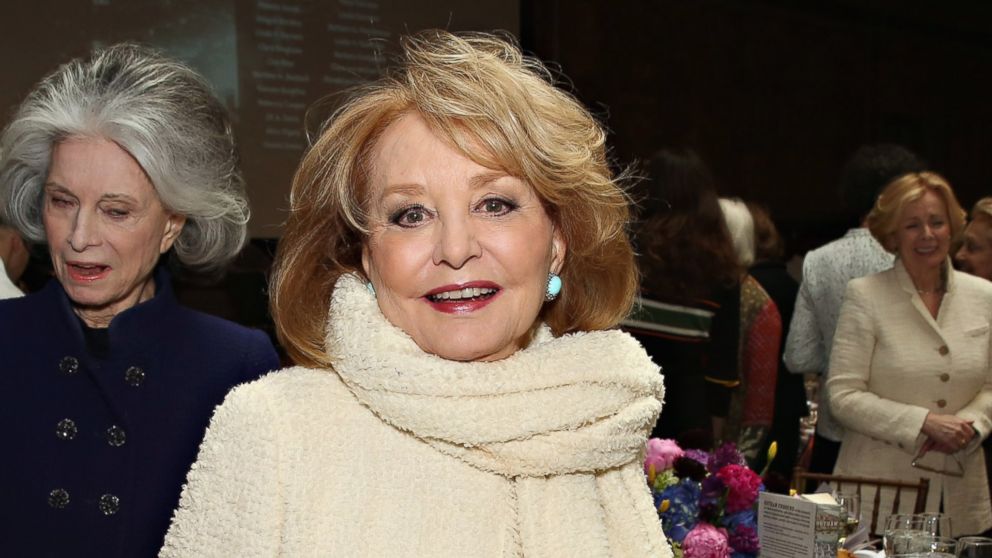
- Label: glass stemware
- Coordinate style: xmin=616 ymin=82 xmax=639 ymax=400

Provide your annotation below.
xmin=956 ymin=537 xmax=992 ymax=558
xmin=835 ymin=492 xmax=862 ymax=540
xmin=890 ymin=535 xmax=955 ymax=558
xmin=919 ymin=513 xmax=952 ymax=538
xmin=885 ymin=514 xmax=926 ymax=556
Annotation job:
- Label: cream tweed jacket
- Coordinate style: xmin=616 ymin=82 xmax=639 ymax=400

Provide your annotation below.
xmin=161 ymin=275 xmax=671 ymax=557
xmin=827 ymin=259 xmax=992 ymax=536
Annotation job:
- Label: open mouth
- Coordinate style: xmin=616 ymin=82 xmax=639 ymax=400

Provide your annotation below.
xmin=67 ymin=262 xmax=111 ymax=280
xmin=426 ymin=286 xmax=499 ymax=303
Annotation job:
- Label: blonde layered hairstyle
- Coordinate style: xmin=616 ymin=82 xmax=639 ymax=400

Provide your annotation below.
xmin=271 ymin=30 xmax=637 ymax=367
xmin=866 ymin=171 xmax=967 ymax=252
xmin=970 ymin=197 xmax=992 ymax=224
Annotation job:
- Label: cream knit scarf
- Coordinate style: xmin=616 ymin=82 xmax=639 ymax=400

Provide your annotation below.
xmin=326 ymin=274 xmax=672 ymax=557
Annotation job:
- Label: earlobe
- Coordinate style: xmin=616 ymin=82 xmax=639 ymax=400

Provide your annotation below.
xmin=361 ymin=242 xmax=372 ymax=281
xmin=550 ymin=228 xmax=567 ymax=275
xmin=159 ymin=214 xmax=187 ymax=254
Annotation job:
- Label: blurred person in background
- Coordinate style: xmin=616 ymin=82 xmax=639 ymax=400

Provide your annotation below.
xmin=785 ymin=144 xmax=925 ymax=476
xmin=828 ymin=172 xmax=992 ymax=536
xmin=0 ymin=44 xmax=279 ymax=556
xmin=624 ymin=149 xmax=741 ymax=449
xmin=955 ymin=196 xmax=992 ymax=530
xmin=745 ymin=201 xmax=806 ymax=481
xmin=719 ymin=197 xmax=781 ymax=466
xmin=0 ymin=223 xmax=28 ymax=298
xmin=956 ymin=197 xmax=992 ymax=281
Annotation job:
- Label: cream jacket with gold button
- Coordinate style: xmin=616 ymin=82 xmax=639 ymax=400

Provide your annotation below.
xmin=827 ymin=258 xmax=992 ymax=536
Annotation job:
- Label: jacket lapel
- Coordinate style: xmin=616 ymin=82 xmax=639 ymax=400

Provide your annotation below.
xmin=894 ymin=257 xmax=952 ymax=345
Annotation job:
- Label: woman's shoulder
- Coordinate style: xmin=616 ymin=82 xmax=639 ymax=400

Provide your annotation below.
xmin=170 ymin=304 xmax=270 ymax=345
xmin=846 ymin=266 xmax=897 ymax=294
xmin=205 ymin=367 xmax=370 ymax=458
xmin=224 ymin=366 xmax=356 ymax=416
xmin=952 ymin=269 xmax=992 ymax=298
xmin=157 ymin=303 xmax=279 ymax=371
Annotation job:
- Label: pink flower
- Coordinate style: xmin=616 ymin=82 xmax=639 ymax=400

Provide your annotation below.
xmin=682 ymin=522 xmax=731 ymax=558
xmin=715 ymin=464 xmax=762 ymax=513
xmin=645 ymin=438 xmax=684 ymax=474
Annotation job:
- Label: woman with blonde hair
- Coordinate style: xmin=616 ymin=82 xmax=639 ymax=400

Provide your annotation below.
xmin=161 ymin=30 xmax=670 ymax=557
xmin=828 ymin=172 xmax=992 ymax=536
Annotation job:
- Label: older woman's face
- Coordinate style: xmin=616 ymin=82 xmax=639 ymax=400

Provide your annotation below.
xmin=362 ymin=113 xmax=565 ymax=362
xmin=956 ymin=218 xmax=992 ymax=281
xmin=892 ymin=190 xmax=951 ymax=273
xmin=43 ymin=138 xmax=184 ymax=325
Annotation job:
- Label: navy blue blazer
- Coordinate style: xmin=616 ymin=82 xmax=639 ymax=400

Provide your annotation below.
xmin=0 ymin=268 xmax=280 ymax=557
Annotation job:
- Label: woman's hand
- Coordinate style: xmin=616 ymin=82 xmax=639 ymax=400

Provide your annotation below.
xmin=920 ymin=412 xmax=976 ymax=453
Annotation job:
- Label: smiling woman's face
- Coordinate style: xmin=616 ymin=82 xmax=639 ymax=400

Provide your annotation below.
xmin=361 ymin=113 xmax=565 ymax=362
xmin=892 ymin=189 xmax=951 ymax=275
xmin=43 ymin=137 xmax=185 ymax=326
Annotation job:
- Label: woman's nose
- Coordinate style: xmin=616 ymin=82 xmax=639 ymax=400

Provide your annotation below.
xmin=68 ymin=212 xmax=99 ymax=252
xmin=432 ymin=217 xmax=481 ymax=269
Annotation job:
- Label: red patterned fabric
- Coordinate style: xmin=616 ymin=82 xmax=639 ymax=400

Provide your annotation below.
xmin=743 ymin=299 xmax=782 ymax=426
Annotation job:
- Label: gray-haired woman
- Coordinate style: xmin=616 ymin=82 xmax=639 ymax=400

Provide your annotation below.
xmin=0 ymin=44 xmax=279 ymax=557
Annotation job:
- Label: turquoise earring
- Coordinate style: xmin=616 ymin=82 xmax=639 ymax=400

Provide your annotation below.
xmin=545 ymin=273 xmax=562 ymax=301
xmin=366 ymin=282 xmax=376 ymax=297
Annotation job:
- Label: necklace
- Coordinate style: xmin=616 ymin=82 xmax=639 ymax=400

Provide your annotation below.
xmin=916 ymin=285 xmax=945 ymax=294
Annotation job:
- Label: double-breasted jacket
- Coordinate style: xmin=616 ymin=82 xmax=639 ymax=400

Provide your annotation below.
xmin=0 ymin=269 xmax=279 ymax=556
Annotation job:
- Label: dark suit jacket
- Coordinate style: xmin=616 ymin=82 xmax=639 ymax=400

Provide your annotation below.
xmin=0 ymin=268 xmax=280 ymax=557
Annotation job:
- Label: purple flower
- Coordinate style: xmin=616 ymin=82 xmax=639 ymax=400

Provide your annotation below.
xmin=698 ymin=475 xmax=726 ymax=522
xmin=707 ymin=442 xmax=746 ymax=474
xmin=684 ymin=449 xmax=710 ymax=467
xmin=727 ymin=524 xmax=760 ymax=554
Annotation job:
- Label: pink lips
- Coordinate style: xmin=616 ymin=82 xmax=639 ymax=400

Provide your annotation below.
xmin=65 ymin=261 xmax=111 ymax=282
xmin=423 ymin=281 xmax=501 ymax=314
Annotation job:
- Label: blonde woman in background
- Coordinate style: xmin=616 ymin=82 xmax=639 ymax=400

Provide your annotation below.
xmin=828 ymin=172 xmax=992 ymax=536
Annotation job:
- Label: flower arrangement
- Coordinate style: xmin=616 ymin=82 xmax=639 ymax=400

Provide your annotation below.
xmin=645 ymin=439 xmax=765 ymax=558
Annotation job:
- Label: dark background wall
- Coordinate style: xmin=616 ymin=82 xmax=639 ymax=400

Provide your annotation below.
xmin=520 ymin=0 xmax=992 ymax=251
xmin=7 ymin=1 xmax=992 ymax=339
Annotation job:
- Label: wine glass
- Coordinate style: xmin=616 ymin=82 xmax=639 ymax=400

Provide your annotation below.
xmin=919 ymin=512 xmax=952 ymax=538
xmin=956 ymin=537 xmax=992 ymax=558
xmin=890 ymin=535 xmax=956 ymax=558
xmin=885 ymin=514 xmax=926 ymax=556
xmin=835 ymin=492 xmax=861 ymax=540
